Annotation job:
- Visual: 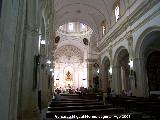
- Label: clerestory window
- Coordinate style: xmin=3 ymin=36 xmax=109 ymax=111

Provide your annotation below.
xmin=115 ymin=5 xmax=120 ymax=22
xmin=80 ymin=23 xmax=86 ymax=32
xmin=68 ymin=22 xmax=74 ymax=32
xmin=101 ymin=20 xmax=106 ymax=36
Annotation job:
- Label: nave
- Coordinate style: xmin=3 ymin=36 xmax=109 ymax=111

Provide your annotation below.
xmin=0 ymin=0 xmax=160 ymax=120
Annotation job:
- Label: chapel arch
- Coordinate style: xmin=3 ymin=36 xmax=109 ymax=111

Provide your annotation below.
xmin=113 ymin=46 xmax=130 ymax=93
xmin=135 ymin=28 xmax=160 ymax=96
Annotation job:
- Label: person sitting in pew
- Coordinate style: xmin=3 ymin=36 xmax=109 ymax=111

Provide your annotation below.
xmin=126 ymin=89 xmax=132 ymax=96
xmin=52 ymin=92 xmax=56 ymax=100
xmin=55 ymin=92 xmax=62 ymax=101
xmin=111 ymin=90 xmax=116 ymax=97
xmin=121 ymin=89 xmax=127 ymax=96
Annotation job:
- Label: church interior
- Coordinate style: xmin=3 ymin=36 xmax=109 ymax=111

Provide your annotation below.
xmin=0 ymin=0 xmax=160 ymax=119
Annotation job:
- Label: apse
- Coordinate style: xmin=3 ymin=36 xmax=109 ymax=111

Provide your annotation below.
xmin=54 ymin=45 xmax=88 ymax=92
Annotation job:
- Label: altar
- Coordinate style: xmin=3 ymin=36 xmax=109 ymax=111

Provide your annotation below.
xmin=54 ymin=64 xmax=87 ymax=91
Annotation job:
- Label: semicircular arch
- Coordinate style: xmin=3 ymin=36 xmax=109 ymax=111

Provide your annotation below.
xmin=113 ymin=46 xmax=129 ymax=66
xmin=135 ymin=26 xmax=160 ymax=59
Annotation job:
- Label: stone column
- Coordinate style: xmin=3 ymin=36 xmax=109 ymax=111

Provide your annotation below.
xmin=127 ymin=32 xmax=133 ymax=59
xmin=108 ymin=45 xmax=113 ymax=90
xmin=40 ymin=28 xmax=49 ymax=110
xmin=101 ymin=68 xmax=108 ymax=91
xmin=21 ymin=0 xmax=40 ymax=119
xmin=112 ymin=65 xmax=121 ymax=94
xmin=87 ymin=62 xmax=93 ymax=88
xmin=134 ymin=57 xmax=149 ymax=97
xmin=126 ymin=32 xmax=137 ymax=95
xmin=99 ymin=65 xmax=103 ymax=90
xmin=41 ymin=68 xmax=49 ymax=109
xmin=39 ymin=20 xmax=48 ymax=109
xmin=0 ymin=0 xmax=28 ymax=120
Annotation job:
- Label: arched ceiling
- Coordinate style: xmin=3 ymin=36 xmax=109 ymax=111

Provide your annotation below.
xmin=53 ymin=0 xmax=129 ymax=59
xmin=54 ymin=0 xmax=115 ymax=34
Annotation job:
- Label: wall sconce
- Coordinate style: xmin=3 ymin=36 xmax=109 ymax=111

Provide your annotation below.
xmin=128 ymin=59 xmax=133 ymax=69
xmin=109 ymin=67 xmax=112 ymax=75
xmin=97 ymin=69 xmax=99 ymax=74
xmin=52 ymin=72 xmax=54 ymax=76
xmin=40 ymin=39 xmax=46 ymax=45
xmin=128 ymin=59 xmax=134 ymax=75
xmin=128 ymin=59 xmax=137 ymax=88
xmin=46 ymin=60 xmax=51 ymax=64
xmin=50 ymin=68 xmax=53 ymax=72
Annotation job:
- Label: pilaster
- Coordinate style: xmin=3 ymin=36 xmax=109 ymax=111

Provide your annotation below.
xmin=112 ymin=65 xmax=121 ymax=94
xmin=86 ymin=59 xmax=96 ymax=88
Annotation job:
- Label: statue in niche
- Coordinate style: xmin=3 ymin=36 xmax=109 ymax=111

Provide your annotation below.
xmin=65 ymin=71 xmax=72 ymax=81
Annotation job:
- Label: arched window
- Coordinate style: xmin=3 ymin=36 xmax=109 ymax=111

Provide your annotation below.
xmin=59 ymin=25 xmax=63 ymax=30
xmin=80 ymin=23 xmax=86 ymax=32
xmin=115 ymin=5 xmax=120 ymax=22
xmin=102 ymin=25 xmax=106 ymax=35
xmin=101 ymin=20 xmax=106 ymax=36
xmin=68 ymin=22 xmax=74 ymax=32
xmin=81 ymin=23 xmax=86 ymax=29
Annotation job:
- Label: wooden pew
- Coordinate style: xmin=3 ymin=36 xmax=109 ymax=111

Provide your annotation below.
xmin=51 ymin=99 xmax=97 ymax=103
xmin=49 ymin=102 xmax=103 ymax=107
xmin=111 ymin=96 xmax=160 ymax=119
xmin=46 ymin=107 xmax=125 ymax=118
xmin=48 ymin=104 xmax=112 ymax=111
xmin=135 ymin=101 xmax=160 ymax=119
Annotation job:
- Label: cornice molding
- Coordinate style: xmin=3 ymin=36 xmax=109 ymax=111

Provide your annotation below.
xmin=112 ymin=4 xmax=160 ymax=48
xmin=98 ymin=0 xmax=159 ymax=52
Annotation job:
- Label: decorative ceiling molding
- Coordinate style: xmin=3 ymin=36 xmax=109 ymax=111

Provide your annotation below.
xmin=54 ymin=0 xmax=113 ymax=36
xmin=55 ymin=45 xmax=83 ymax=63
xmin=55 ymin=3 xmax=105 ymax=18
xmin=98 ymin=0 xmax=159 ymax=52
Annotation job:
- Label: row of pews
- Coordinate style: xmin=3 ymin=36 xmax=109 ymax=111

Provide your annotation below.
xmin=111 ymin=96 xmax=160 ymax=119
xmin=46 ymin=94 xmax=142 ymax=119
